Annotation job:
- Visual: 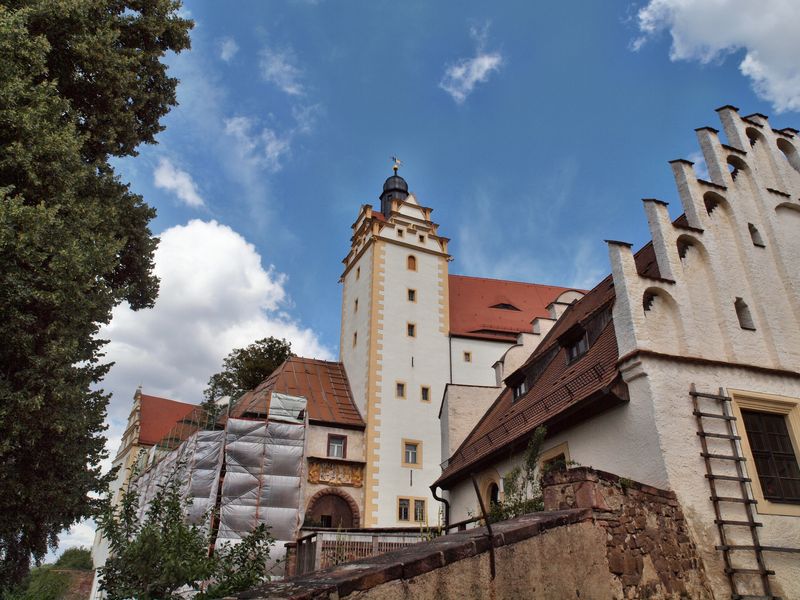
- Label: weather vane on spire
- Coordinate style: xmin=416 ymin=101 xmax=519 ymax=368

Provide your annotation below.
xmin=391 ymin=155 xmax=402 ymax=174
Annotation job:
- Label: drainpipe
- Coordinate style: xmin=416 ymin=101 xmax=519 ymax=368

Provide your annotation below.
xmin=430 ymin=484 xmax=450 ymax=529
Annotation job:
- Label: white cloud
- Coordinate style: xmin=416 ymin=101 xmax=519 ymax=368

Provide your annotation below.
xmin=688 ymin=151 xmax=709 ymax=180
xmin=219 ymin=37 xmax=239 ymax=62
xmin=259 ymin=47 xmax=305 ymax=96
xmin=440 ymin=24 xmax=503 ymax=104
xmin=224 ymin=116 xmax=292 ymax=173
xmin=633 ymin=0 xmax=800 ymax=113
xmin=153 ymin=158 xmax=205 ymax=208
xmin=99 ymin=219 xmax=332 ymax=424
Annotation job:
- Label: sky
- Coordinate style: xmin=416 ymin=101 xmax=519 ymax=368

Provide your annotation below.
xmin=56 ymin=0 xmax=800 ymax=554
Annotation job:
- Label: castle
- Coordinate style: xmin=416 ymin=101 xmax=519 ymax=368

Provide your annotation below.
xmin=93 ymin=105 xmax=800 ymax=599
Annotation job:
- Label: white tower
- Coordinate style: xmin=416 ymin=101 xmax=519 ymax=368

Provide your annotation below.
xmin=340 ymin=164 xmax=451 ymax=527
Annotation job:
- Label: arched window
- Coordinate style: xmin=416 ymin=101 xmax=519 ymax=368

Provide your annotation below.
xmin=488 ymin=483 xmax=500 ymax=507
xmin=407 ymin=255 xmax=417 ymax=271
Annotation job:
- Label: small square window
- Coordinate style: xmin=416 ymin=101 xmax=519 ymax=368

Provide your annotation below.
xmin=404 ymin=442 xmax=419 ymax=465
xmin=419 ymin=234 xmax=425 ymax=243
xmin=398 ymin=498 xmax=410 ymax=521
xmin=397 ymin=228 xmax=404 ymax=238
xmin=408 ymin=289 xmax=416 ymax=302
xmin=327 ymin=435 xmax=346 ymax=459
xmin=463 ymin=351 xmax=472 ymax=363
xmin=407 ymin=323 xmax=416 ymax=337
xmin=396 ymin=382 xmax=406 ymax=398
xmin=414 ymin=499 xmax=426 ymax=522
xmin=407 ymin=255 xmax=417 ymax=271
xmin=421 ymin=386 xmax=430 ymax=402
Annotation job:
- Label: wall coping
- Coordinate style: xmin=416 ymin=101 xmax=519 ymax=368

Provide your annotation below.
xmin=542 ymin=466 xmax=677 ymax=500
xmin=230 ymin=509 xmax=591 ymax=599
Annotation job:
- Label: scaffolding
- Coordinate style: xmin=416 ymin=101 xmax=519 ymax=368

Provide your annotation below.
xmin=129 ymin=391 xmax=307 ymax=570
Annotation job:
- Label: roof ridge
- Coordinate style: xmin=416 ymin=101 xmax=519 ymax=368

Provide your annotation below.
xmin=449 ymin=273 xmax=582 ymax=290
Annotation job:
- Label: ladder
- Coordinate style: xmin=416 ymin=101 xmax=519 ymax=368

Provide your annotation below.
xmin=690 ymin=384 xmax=778 ymax=600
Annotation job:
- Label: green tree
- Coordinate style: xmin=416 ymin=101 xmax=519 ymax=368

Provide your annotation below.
xmin=203 ymin=337 xmax=294 ymax=406
xmin=97 ymin=466 xmax=274 ymax=600
xmin=53 ymin=547 xmax=92 ymax=571
xmin=0 ymin=0 xmax=191 ymax=590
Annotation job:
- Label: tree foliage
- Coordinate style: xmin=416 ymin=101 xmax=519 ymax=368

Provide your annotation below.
xmin=488 ymin=426 xmax=547 ymax=522
xmin=97 ymin=466 xmax=274 ymax=600
xmin=0 ymin=0 xmax=192 ymax=590
xmin=53 ymin=547 xmax=92 ymax=571
xmin=203 ymin=337 xmax=294 ymax=405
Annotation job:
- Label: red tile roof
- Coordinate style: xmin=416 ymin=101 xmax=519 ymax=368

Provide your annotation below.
xmin=231 ymin=357 xmax=365 ymax=429
xmin=138 ymin=394 xmax=196 ymax=446
xmin=449 ymin=275 xmax=583 ymax=341
xmin=436 ymin=244 xmax=660 ymax=488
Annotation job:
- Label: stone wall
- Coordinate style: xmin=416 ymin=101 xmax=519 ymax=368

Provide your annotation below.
xmin=232 ymin=468 xmax=712 ymax=600
xmin=542 ymin=467 xmax=712 ymax=598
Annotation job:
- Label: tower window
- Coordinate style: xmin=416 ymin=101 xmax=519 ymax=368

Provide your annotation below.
xmin=463 ymin=351 xmax=472 ymax=363
xmin=419 ymin=234 xmax=425 ymax=243
xmin=354 ymin=298 xmax=358 ymax=312
xmin=407 ymin=288 xmax=416 ymax=302
xmin=414 ymin=499 xmax=426 ymax=522
xmin=735 ymin=297 xmax=756 ymax=330
xmin=352 ymin=332 xmax=357 ymax=346
xmin=356 ymin=266 xmax=360 ymax=280
xmin=421 ymin=386 xmax=430 ymax=402
xmin=398 ymin=498 xmax=409 ymax=521
xmin=407 ymin=322 xmax=416 ymax=337
xmin=407 ymin=255 xmax=417 ymax=271
xmin=397 ymin=228 xmax=404 ymax=238
xmin=402 ymin=440 xmax=421 ymax=467
xmin=396 ymin=382 xmax=406 ymax=398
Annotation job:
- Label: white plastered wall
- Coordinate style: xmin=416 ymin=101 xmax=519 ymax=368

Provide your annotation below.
xmin=450 ymin=336 xmax=511 ymax=386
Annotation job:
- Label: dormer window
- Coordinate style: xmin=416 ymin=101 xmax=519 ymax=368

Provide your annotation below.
xmin=566 ymin=333 xmax=589 ymax=363
xmin=490 ymin=303 xmax=520 ymax=311
xmin=513 ymin=380 xmax=528 ymax=401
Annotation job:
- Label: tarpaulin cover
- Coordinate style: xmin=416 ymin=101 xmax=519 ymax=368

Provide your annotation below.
xmin=268 ymin=392 xmax=307 ymax=424
xmin=216 ymin=418 xmax=305 ymax=545
xmin=132 ymin=430 xmax=225 ymax=529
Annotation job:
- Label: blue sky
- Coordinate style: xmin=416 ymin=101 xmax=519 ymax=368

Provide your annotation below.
xmin=57 ymin=0 xmax=800 ymax=555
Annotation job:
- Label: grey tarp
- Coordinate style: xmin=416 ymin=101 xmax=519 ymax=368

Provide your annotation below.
xmin=132 ymin=430 xmax=225 ymax=529
xmin=216 ymin=418 xmax=305 ymax=545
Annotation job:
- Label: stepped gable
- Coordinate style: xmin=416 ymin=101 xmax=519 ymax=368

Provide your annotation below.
xmin=448 ymin=274 xmax=581 ymax=342
xmin=230 ymin=356 xmax=365 ymax=429
xmin=436 ymin=244 xmax=660 ymax=487
xmin=138 ymin=394 xmax=196 ymax=446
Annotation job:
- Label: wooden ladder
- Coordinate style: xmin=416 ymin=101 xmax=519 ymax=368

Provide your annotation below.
xmin=690 ymin=384 xmax=779 ymax=600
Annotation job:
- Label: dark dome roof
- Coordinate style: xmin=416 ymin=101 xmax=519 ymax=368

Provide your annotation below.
xmin=383 ymin=174 xmax=408 ymax=193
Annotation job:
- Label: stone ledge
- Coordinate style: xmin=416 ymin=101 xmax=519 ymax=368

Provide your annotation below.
xmin=230 ymin=509 xmax=592 ymax=599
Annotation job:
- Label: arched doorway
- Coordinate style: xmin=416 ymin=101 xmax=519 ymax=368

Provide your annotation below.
xmin=488 ymin=482 xmax=500 ymax=507
xmin=305 ymin=488 xmax=359 ymax=529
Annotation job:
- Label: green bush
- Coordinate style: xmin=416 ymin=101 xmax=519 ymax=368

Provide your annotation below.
xmin=2 ymin=566 xmax=69 ymax=600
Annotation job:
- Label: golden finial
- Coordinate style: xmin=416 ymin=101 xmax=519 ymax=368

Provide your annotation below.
xmin=391 ymin=155 xmax=402 ymax=174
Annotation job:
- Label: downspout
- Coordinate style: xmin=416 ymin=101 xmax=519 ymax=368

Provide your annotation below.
xmin=430 ymin=484 xmax=450 ymax=529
